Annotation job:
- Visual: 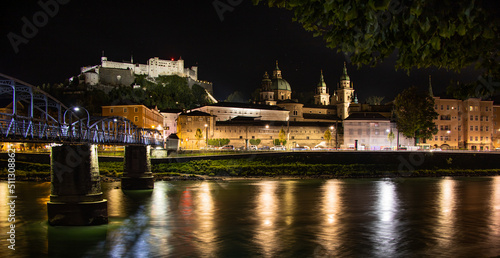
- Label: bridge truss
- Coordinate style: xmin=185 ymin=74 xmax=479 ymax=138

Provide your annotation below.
xmin=0 ymin=73 xmax=163 ymax=146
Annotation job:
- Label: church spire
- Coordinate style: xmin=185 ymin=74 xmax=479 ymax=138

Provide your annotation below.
xmin=340 ymin=62 xmax=350 ymax=81
xmin=273 ymin=60 xmax=282 ymax=79
xmin=428 ymin=75 xmax=434 ymax=97
xmin=318 ymin=70 xmax=326 ymax=87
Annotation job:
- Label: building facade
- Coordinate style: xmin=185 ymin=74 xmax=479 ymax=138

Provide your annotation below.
xmin=177 ymin=111 xmax=215 ymax=149
xmin=102 ymin=105 xmax=164 ymax=130
xmin=427 ymin=97 xmax=494 ymax=150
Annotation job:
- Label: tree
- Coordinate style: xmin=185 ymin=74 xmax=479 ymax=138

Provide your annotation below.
xmin=278 ymin=127 xmax=287 ymax=145
xmin=195 ymin=128 xmax=203 ymax=148
xmin=253 ymin=0 xmax=500 ymax=76
xmin=225 ymin=91 xmax=247 ymax=103
xmin=388 ymin=130 xmax=395 ymax=148
xmin=249 ymin=139 xmax=261 ymax=146
xmin=366 ymin=96 xmax=385 ymax=105
xmin=324 ymin=130 xmax=332 ymax=146
xmin=394 ymin=86 xmax=438 ymax=145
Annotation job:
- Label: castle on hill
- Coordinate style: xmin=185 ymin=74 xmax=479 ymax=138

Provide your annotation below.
xmin=79 ymin=55 xmax=213 ymax=95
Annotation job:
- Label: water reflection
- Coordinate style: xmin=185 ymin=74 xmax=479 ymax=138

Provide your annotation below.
xmin=193 ymin=182 xmax=217 ymax=256
xmin=488 ymin=177 xmax=500 ymax=247
xmin=372 ymin=180 xmax=399 ymax=257
xmin=254 ymin=181 xmax=279 ymax=257
xmin=317 ymin=180 xmax=343 ymax=255
xmin=436 ymin=178 xmax=456 ymax=250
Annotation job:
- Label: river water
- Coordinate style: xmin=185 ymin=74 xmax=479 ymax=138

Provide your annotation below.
xmin=1 ymin=177 xmax=500 ymax=257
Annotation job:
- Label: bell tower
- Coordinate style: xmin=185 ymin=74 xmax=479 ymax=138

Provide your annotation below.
xmin=314 ymin=70 xmax=330 ymax=105
xmin=335 ymin=62 xmax=355 ymax=119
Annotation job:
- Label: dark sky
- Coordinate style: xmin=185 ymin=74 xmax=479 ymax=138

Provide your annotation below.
xmin=1 ymin=0 xmax=482 ymax=103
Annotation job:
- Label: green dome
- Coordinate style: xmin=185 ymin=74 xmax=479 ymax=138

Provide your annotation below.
xmin=271 ymin=78 xmax=291 ymax=91
xmin=340 ymin=62 xmax=350 ymax=81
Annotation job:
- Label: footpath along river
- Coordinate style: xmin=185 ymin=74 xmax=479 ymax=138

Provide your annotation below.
xmin=1 ymin=177 xmax=500 ymax=257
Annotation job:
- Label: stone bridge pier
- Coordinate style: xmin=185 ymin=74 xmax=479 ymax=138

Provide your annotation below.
xmin=47 ymin=144 xmax=108 ymax=226
xmin=121 ymin=145 xmax=154 ymax=190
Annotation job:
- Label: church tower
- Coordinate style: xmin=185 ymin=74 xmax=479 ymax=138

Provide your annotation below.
xmin=334 ymin=62 xmax=355 ymax=119
xmin=314 ymin=70 xmax=330 ymax=105
xmin=259 ymin=71 xmax=276 ymax=105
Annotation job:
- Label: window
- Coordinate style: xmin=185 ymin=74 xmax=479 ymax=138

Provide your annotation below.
xmin=110 ymin=108 xmax=114 ymax=113
xmin=291 ymin=136 xmax=295 ymax=140
xmin=475 ymin=115 xmax=479 ymax=121
xmin=239 ymin=136 xmax=243 ymax=139
xmin=475 ymin=136 xmax=478 ymax=141
xmin=470 ymin=115 xmax=473 ymax=120
xmin=270 ymin=136 xmax=273 ymax=139
xmin=480 ymin=126 xmax=483 ymax=131
xmin=124 ymin=108 xmax=128 ymax=113
xmin=458 ymin=136 xmax=461 ymax=141
xmin=134 ymin=116 xmax=138 ymax=122
xmin=486 ymin=116 xmax=489 ymax=121
xmin=486 ymin=137 xmax=489 ymax=141
xmin=134 ymin=107 xmax=138 ymax=113
xmin=440 ymin=136 xmax=443 ymax=141
xmin=481 ymin=136 xmax=483 ymax=141
xmin=485 ymin=107 xmax=489 ymax=111
xmin=306 ymin=136 xmax=310 ymax=140
xmin=458 ymin=126 xmax=461 ymax=131
xmin=445 ymin=136 xmax=450 ymax=141
xmin=435 ymin=136 xmax=438 ymax=141
xmin=252 ymin=136 xmax=255 ymax=139
xmin=187 ymin=117 xmax=192 ymax=121
xmin=446 ymin=105 xmax=450 ymax=110
xmin=470 ymin=126 xmax=474 ymax=131
xmin=486 ymin=126 xmax=489 ymax=131
xmin=475 ymin=126 xmax=478 ymax=131
xmin=440 ymin=105 xmax=443 ymax=110
xmin=480 ymin=116 xmax=483 ymax=121
xmin=199 ymin=118 xmax=203 ymax=121
xmin=293 ymin=111 xmax=298 ymax=116
xmin=470 ymin=106 xmax=473 ymax=111
xmin=470 ymin=136 xmax=473 ymax=141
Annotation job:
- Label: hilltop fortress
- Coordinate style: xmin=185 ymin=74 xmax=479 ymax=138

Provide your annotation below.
xmin=80 ymin=55 xmax=213 ymax=95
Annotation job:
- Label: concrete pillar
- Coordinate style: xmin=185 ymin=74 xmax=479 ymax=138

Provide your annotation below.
xmin=47 ymin=144 xmax=108 ymax=226
xmin=121 ymin=145 xmax=154 ymax=190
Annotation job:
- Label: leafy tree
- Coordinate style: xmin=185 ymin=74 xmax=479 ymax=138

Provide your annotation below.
xmin=366 ymin=96 xmax=385 ymax=105
xmin=249 ymin=139 xmax=261 ymax=145
xmin=225 ymin=91 xmax=247 ymax=103
xmin=195 ymin=128 xmax=203 ymax=147
xmin=253 ymin=0 xmax=500 ymax=76
xmin=324 ymin=129 xmax=332 ymax=146
xmin=388 ymin=130 xmax=395 ymax=147
xmin=275 ymin=127 xmax=287 ymax=145
xmin=208 ymin=138 xmax=230 ymax=147
xmin=394 ymin=86 xmax=438 ymax=145
xmin=273 ymin=139 xmax=287 ymax=146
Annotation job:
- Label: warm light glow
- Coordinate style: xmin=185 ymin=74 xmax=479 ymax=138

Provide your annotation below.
xmin=436 ymin=178 xmax=456 ymax=249
xmin=157 ymin=125 xmax=163 ymax=130
xmin=265 ymin=125 xmax=269 ymax=129
xmin=330 ymin=126 xmax=334 ymax=130
xmin=447 ymin=130 xmax=451 ymax=134
xmin=204 ymin=124 xmax=208 ymax=128
xmin=73 ymin=107 xmax=80 ymax=111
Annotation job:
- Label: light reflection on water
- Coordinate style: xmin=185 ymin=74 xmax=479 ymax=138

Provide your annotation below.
xmin=1 ymin=178 xmax=500 ymax=257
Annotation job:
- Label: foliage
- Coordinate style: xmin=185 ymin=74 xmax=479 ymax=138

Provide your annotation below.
xmin=366 ymin=96 xmax=385 ymax=105
xmin=324 ymin=130 xmax=332 ymax=143
xmin=278 ymin=127 xmax=287 ymax=143
xmin=394 ymin=86 xmax=438 ymax=144
xmin=207 ymin=138 xmax=230 ymax=147
xmin=38 ymin=75 xmax=211 ymax=112
xmin=225 ymin=91 xmax=247 ymax=103
xmin=253 ymin=0 xmax=500 ymax=77
xmin=195 ymin=128 xmax=204 ymax=146
xmin=446 ymin=79 xmax=499 ymax=100
xmin=388 ymin=131 xmax=395 ymax=145
xmin=249 ymin=139 xmax=261 ymax=145
xmin=273 ymin=139 xmax=286 ymax=146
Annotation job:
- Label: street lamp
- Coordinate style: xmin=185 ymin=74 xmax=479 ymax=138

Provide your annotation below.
xmin=63 ymin=106 xmax=90 ymax=139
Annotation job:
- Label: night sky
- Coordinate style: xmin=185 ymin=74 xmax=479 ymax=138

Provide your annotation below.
xmin=1 ymin=0 xmax=482 ymax=103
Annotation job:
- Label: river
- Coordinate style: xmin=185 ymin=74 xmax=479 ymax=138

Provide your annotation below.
xmin=1 ymin=177 xmax=500 ymax=257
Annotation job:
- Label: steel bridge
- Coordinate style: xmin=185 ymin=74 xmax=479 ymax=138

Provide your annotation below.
xmin=0 ymin=73 xmax=163 ymax=145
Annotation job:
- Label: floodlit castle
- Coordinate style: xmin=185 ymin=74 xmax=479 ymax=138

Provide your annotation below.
xmin=80 ymin=55 xmax=213 ymax=95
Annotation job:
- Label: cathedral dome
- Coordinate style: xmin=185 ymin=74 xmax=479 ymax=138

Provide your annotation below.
xmin=271 ymin=78 xmax=292 ymax=91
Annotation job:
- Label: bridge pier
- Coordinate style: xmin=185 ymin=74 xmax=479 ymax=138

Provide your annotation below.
xmin=47 ymin=144 xmax=108 ymax=226
xmin=121 ymin=145 xmax=154 ymax=190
